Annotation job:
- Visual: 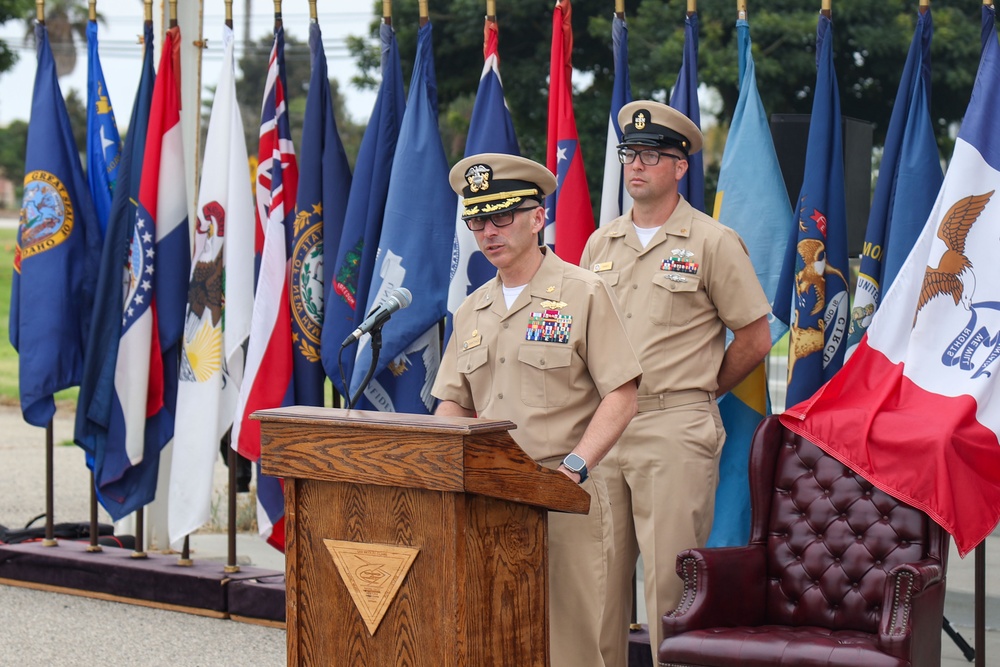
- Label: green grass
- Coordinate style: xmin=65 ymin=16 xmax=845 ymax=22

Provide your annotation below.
xmin=0 ymin=226 xmax=78 ymax=407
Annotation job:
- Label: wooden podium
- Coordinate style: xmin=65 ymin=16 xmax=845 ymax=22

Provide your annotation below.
xmin=255 ymin=406 xmax=590 ymax=667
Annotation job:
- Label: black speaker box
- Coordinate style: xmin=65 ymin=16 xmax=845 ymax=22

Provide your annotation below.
xmin=770 ymin=114 xmax=873 ymax=258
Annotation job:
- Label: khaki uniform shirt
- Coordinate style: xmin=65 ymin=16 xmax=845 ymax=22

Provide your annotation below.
xmin=432 ymin=248 xmax=642 ymax=462
xmin=580 ymin=196 xmax=771 ymax=396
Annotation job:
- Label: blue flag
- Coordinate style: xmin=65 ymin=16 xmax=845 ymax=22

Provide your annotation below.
xmin=321 ymin=23 xmax=405 ymax=400
xmin=847 ymin=9 xmax=941 ymax=359
xmin=707 ymin=18 xmax=791 ymax=547
xmin=86 ymin=20 xmax=121 ymax=238
xmin=598 ymin=15 xmax=633 ymax=227
xmin=12 ymin=23 xmax=102 ymax=428
xmin=984 ymin=3 xmax=997 ymax=55
xmin=349 ymin=22 xmax=456 ymax=414
xmin=669 ymin=11 xmax=704 ymax=213
xmin=774 ymin=14 xmax=850 ymax=407
xmin=74 ymin=23 xmax=154 ymax=499
xmin=445 ymin=17 xmax=519 ymax=343
xmin=294 ymin=21 xmax=352 ymax=406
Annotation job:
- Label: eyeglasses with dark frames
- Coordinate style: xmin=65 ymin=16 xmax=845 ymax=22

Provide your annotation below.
xmin=465 ymin=205 xmax=541 ymax=232
xmin=617 ymin=147 xmax=684 ymax=166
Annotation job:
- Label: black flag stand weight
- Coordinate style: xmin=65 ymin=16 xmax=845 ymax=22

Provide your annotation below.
xmin=132 ymin=508 xmax=147 ymax=559
xmin=42 ymin=420 xmax=56 ymax=547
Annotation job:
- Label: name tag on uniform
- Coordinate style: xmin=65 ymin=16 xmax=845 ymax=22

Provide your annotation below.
xmin=462 ymin=329 xmax=482 ymax=350
xmin=592 ymin=261 xmax=613 ymax=273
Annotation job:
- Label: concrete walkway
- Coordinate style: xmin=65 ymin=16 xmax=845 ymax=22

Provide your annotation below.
xmin=0 ymin=404 xmax=996 ymax=665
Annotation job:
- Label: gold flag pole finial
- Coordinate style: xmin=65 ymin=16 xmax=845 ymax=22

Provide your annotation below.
xmin=486 ymin=0 xmax=496 ymax=21
xmin=143 ymin=0 xmax=152 ymax=23
xmin=225 ymin=0 xmax=233 ymax=27
xmin=383 ymin=0 xmax=392 ymax=26
xmin=35 ymin=0 xmax=43 ymax=23
xmin=821 ymin=0 xmax=831 ymax=18
xmin=738 ymin=0 xmax=747 ymax=20
xmin=687 ymin=0 xmax=696 ymax=15
xmin=309 ymin=0 xmax=317 ymax=22
xmin=615 ymin=0 xmax=624 ymax=18
xmin=88 ymin=1 xmax=96 ymax=22
xmin=169 ymin=0 xmax=177 ymax=27
xmin=419 ymin=0 xmax=429 ymax=27
xmin=274 ymin=0 xmax=282 ymax=29
xmin=919 ymin=0 xmax=928 ymax=12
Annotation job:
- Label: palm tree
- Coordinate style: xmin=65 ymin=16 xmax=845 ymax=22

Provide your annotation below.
xmin=22 ymin=0 xmax=104 ymax=78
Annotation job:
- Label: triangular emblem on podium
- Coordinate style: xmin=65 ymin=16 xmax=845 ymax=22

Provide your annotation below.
xmin=324 ymin=539 xmax=420 ymax=636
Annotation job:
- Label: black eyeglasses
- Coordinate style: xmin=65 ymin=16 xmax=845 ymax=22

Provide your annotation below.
xmin=466 ymin=205 xmax=541 ymax=231
xmin=617 ymin=148 xmax=684 ymax=166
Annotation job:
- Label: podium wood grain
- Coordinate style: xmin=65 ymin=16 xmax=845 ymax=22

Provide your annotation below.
xmin=255 ymin=407 xmax=589 ymax=667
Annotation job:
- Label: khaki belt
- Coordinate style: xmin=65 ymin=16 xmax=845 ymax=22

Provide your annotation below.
xmin=636 ymin=390 xmax=715 ymax=413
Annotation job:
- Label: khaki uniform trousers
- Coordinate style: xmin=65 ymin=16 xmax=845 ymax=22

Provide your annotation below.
xmin=544 ymin=459 xmax=614 ymax=667
xmin=597 ymin=396 xmax=724 ymax=667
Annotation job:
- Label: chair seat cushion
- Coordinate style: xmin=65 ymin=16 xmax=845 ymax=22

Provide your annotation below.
xmin=658 ymin=625 xmax=908 ymax=667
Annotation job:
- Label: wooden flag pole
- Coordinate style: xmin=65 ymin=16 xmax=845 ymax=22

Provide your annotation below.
xmin=169 ymin=0 xmax=176 ymax=28
xmin=487 ymin=0 xmax=496 ymax=21
xmin=144 ymin=0 xmax=151 ymax=24
xmin=43 ymin=421 xmax=56 ymax=546
xmin=919 ymin=0 xmax=928 ymax=12
xmin=384 ymin=0 xmax=392 ymax=26
xmin=274 ymin=0 xmax=282 ymax=30
xmin=309 ymin=0 xmax=317 ymax=21
xmin=738 ymin=0 xmax=747 ymax=20
xmin=35 ymin=0 xmax=43 ymax=23
xmin=615 ymin=0 xmax=624 ymax=19
xmin=420 ymin=0 xmax=429 ymax=27
xmin=821 ymin=0 xmax=831 ymax=18
xmin=225 ymin=0 xmax=232 ymax=28
xmin=688 ymin=0 xmax=696 ymax=16
xmin=88 ymin=0 xmax=95 ymax=22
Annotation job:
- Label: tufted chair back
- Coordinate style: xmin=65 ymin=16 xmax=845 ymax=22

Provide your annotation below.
xmin=659 ymin=415 xmax=951 ymax=667
xmin=762 ymin=426 xmax=940 ymax=631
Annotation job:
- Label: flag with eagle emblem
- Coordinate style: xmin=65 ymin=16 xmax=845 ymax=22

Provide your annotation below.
xmin=781 ymin=7 xmax=1000 ymax=557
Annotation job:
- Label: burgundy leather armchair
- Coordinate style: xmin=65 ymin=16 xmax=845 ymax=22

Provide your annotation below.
xmin=658 ymin=415 xmax=950 ymax=667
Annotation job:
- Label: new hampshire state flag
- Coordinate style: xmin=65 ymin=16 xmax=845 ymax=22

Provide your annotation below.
xmin=782 ymin=12 xmax=1000 ymax=557
xmin=669 ymin=10 xmax=704 ymax=213
xmin=349 ymin=21 xmax=455 ymax=414
xmin=707 ymin=18 xmax=791 ymax=547
xmin=12 ymin=22 xmax=101 ymax=428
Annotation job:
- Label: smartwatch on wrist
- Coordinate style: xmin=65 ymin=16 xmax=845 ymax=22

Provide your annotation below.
xmin=561 ymin=453 xmax=588 ymax=484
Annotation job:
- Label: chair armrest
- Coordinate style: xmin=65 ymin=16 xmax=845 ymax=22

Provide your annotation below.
xmin=877 ymin=559 xmax=948 ymax=660
xmin=661 ymin=546 xmax=767 ymax=637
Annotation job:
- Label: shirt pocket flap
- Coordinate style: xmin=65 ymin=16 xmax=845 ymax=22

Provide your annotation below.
xmin=518 ymin=345 xmax=573 ymax=371
xmin=458 ymin=345 xmax=489 ymax=374
xmin=652 ymin=272 xmax=701 ymax=294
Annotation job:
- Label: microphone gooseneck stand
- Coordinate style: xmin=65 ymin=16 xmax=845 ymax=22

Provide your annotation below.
xmin=341 ymin=327 xmax=384 ymax=410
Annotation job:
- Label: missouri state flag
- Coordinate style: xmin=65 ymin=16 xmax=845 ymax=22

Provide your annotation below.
xmin=781 ymin=13 xmax=1000 ymax=557
xmin=12 ymin=22 xmax=102 ymax=429
xmin=545 ymin=0 xmax=594 ymax=265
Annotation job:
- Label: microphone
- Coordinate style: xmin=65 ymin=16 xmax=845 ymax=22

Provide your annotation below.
xmin=341 ymin=287 xmax=412 ymax=348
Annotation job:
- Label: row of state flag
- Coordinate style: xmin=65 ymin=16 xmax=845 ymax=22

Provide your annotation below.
xmin=10 ymin=3 xmax=1000 ymax=557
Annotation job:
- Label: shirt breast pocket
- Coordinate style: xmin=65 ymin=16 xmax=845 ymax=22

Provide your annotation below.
xmin=650 ymin=272 xmax=703 ymax=326
xmin=518 ymin=345 xmax=573 ymax=408
xmin=457 ymin=345 xmax=492 ymax=408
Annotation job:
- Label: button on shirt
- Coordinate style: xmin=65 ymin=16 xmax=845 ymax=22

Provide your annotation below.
xmin=432 ymin=249 xmax=642 ymax=462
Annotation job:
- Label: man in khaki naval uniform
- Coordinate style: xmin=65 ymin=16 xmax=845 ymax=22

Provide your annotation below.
xmin=433 ymin=153 xmax=642 ymax=667
xmin=580 ymin=101 xmax=772 ymax=667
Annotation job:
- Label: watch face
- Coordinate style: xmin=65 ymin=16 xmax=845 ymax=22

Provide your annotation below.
xmin=563 ymin=453 xmax=586 ymax=472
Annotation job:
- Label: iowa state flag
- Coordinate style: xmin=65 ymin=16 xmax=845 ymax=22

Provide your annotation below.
xmin=846 ymin=8 xmax=941 ymax=359
xmin=782 ymin=12 xmax=1000 ymax=557
xmin=445 ymin=16 xmax=519 ymax=342
xmin=12 ymin=22 xmax=102 ymax=429
xmin=321 ymin=22 xmax=405 ymax=400
xmin=774 ymin=14 xmax=850 ymax=408
xmin=544 ymin=0 xmax=594 ymax=265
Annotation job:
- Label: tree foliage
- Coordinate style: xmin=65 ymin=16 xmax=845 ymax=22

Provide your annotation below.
xmin=0 ymin=0 xmax=33 ymax=75
xmin=349 ymin=0 xmax=986 ymax=210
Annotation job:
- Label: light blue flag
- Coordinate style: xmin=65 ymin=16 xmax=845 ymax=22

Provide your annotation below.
xmin=707 ymin=19 xmax=791 ymax=547
xmin=349 ymin=22 xmax=456 ymax=414
xmin=86 ymin=20 xmax=120 ymax=238
xmin=847 ymin=8 xmax=941 ymax=358
xmin=597 ymin=14 xmax=632 ymax=226
xmin=774 ymin=14 xmax=850 ymax=408
xmin=669 ymin=11 xmax=704 ymax=212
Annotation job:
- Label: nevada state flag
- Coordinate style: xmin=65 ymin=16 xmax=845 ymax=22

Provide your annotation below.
xmin=781 ymin=17 xmax=1000 ymax=557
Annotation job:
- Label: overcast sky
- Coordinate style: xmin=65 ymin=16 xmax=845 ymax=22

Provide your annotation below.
xmin=0 ymin=4 xmax=379 ymax=127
